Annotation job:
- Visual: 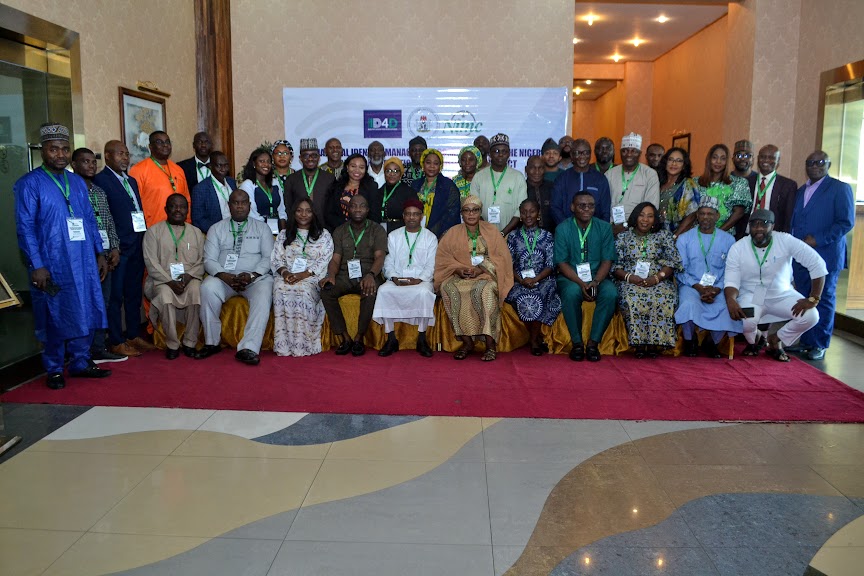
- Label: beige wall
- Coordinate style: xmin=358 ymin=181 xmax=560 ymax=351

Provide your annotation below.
xmin=230 ymin=0 xmax=575 ymax=169
xmin=624 ymin=62 xmax=653 ymax=146
xmin=593 ymin=81 xmax=624 ymax=153
xmin=653 ymin=16 xmax=728 ymax=170
xmin=3 ymin=0 xmax=198 ymax=162
xmin=571 ymin=100 xmax=595 ymax=145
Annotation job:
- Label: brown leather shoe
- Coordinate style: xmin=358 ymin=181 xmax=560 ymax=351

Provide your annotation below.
xmin=129 ymin=337 xmax=156 ymax=352
xmin=110 ymin=342 xmax=141 ymax=357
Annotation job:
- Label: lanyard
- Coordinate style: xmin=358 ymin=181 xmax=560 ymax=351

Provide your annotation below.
xmin=348 ymin=221 xmax=369 ymax=258
xmin=166 ymin=221 xmax=186 ymax=260
xmin=490 ymin=167 xmax=507 ymax=204
xmin=467 ymin=227 xmax=480 ymax=256
xmin=87 ymin=185 xmax=103 ymax=227
xmin=404 ymin=229 xmax=420 ymax=266
xmin=698 ymin=229 xmax=717 ymax=273
xmin=120 ymin=175 xmax=140 ymax=210
xmin=574 ymin=218 xmax=592 ymax=262
xmin=750 ymin=237 xmax=774 ymax=285
xmin=230 ymin=219 xmax=247 ymax=251
xmin=151 ymin=157 xmax=176 ymax=191
xmin=382 ymin=182 xmax=400 ymax=220
xmin=420 ymin=178 xmax=436 ymax=203
xmin=211 ymin=176 xmax=230 ymax=202
xmin=756 ymin=172 xmax=777 ymax=201
xmin=297 ymin=231 xmax=309 ymax=256
xmin=256 ymin=179 xmax=275 ymax=215
xmin=619 ymin=167 xmax=638 ymax=203
xmin=42 ymin=166 xmax=73 ymax=216
xmin=303 ymin=169 xmax=319 ymax=197
xmin=640 ymin=235 xmax=649 ymax=259
xmin=196 ymin=161 xmax=209 ymax=181
xmin=520 ymin=227 xmax=539 ymax=268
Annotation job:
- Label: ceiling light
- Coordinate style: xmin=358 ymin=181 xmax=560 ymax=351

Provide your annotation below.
xmin=574 ymin=87 xmax=583 ymax=95
xmin=631 ymin=38 xmax=644 ymax=47
xmin=657 ymin=15 xmax=669 ymax=23
xmin=585 ymin=80 xmax=592 ymax=85
xmin=612 ymin=53 xmax=622 ymax=63
xmin=573 ymin=37 xmax=580 ymax=44
xmin=580 ymin=13 xmax=600 ymax=26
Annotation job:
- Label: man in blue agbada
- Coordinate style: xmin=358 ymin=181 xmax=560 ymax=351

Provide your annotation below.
xmin=14 ymin=122 xmax=112 ymax=389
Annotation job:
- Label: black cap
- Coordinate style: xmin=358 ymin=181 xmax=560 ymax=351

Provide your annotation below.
xmin=749 ymin=208 xmax=775 ymax=223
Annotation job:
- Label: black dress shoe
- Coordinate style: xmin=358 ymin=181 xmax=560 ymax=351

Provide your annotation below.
xmin=69 ymin=365 xmax=111 ymax=378
xmin=196 ymin=345 xmax=222 ymax=359
xmin=335 ymin=340 xmax=353 ymax=355
xmin=540 ymin=340 xmax=550 ymax=353
xmin=569 ymin=343 xmax=585 ymax=361
xmin=586 ymin=345 xmax=601 ymax=362
xmin=378 ymin=339 xmax=399 ymax=357
xmin=530 ymin=343 xmax=543 ymax=356
xmin=235 ymin=349 xmax=260 ymax=365
xmin=701 ymin=338 xmax=722 ymax=359
xmin=683 ymin=339 xmax=699 ymax=358
xmin=46 ymin=372 xmax=65 ymax=389
xmin=351 ymin=341 xmax=366 ymax=356
xmin=165 ymin=347 xmax=180 ymax=360
xmin=182 ymin=346 xmax=201 ymax=359
xmin=416 ymin=340 xmax=433 ymax=357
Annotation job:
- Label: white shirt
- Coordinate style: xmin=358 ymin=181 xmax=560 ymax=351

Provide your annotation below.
xmin=368 ymin=164 xmax=386 ymax=187
xmin=211 ymin=177 xmax=231 ymax=219
xmin=239 ymin=179 xmax=288 ymax=223
xmin=193 ymin=156 xmax=211 ymax=183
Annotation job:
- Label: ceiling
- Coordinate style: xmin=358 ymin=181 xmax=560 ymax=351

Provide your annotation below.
xmin=572 ymin=79 xmax=618 ymax=101
xmin=572 ymin=1 xmax=729 ymax=64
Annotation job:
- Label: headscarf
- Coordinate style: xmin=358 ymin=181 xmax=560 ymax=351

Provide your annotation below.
xmin=383 ymin=156 xmax=404 ymax=178
xmin=459 ymin=145 xmax=482 ymax=166
xmin=271 ymin=139 xmax=293 ymax=153
xmin=462 ymin=194 xmax=483 ymax=208
xmin=434 ymin=219 xmax=514 ymax=304
xmin=420 ymin=148 xmax=444 ymax=166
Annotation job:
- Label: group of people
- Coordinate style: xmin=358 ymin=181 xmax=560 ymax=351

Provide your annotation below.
xmin=14 ymin=121 xmax=853 ymax=388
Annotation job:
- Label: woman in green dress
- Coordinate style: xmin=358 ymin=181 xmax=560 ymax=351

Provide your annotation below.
xmin=696 ymin=144 xmax=752 ymax=233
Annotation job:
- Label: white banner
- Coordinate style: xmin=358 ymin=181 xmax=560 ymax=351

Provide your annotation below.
xmin=282 ymin=87 xmax=569 ymax=177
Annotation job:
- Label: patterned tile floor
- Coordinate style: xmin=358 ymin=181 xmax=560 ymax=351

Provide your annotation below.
xmin=1 ymin=334 xmax=863 ymax=576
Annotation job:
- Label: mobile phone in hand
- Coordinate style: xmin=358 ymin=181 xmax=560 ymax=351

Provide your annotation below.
xmin=741 ymin=307 xmax=755 ymax=318
xmin=43 ymin=278 xmax=61 ymax=296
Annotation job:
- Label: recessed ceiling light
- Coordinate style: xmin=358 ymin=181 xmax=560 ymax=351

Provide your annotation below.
xmin=580 ymin=13 xmax=600 ymax=26
xmin=574 ymin=87 xmax=583 ymax=95
xmin=657 ymin=15 xmax=669 ymax=23
xmin=612 ymin=53 xmax=622 ymax=63
xmin=585 ymin=80 xmax=592 ymax=85
xmin=631 ymin=38 xmax=644 ymax=47
xmin=573 ymin=37 xmax=580 ymax=44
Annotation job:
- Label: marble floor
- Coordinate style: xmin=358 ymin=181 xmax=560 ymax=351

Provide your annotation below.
xmin=1 ymin=335 xmax=863 ymax=576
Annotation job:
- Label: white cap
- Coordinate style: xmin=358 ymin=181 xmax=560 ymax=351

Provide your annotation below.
xmin=621 ymin=132 xmax=643 ymax=150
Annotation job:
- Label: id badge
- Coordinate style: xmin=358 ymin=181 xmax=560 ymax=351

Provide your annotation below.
xmin=266 ymin=218 xmax=279 ymax=236
xmin=612 ymin=205 xmax=627 ymax=224
xmin=699 ymin=273 xmax=717 ymax=287
xmin=521 ymin=268 xmax=536 ymax=279
xmin=169 ymin=262 xmax=185 ymax=281
xmin=131 ymin=211 xmax=147 ymax=232
xmin=224 ymin=253 xmax=239 ymax=271
xmin=577 ymin=263 xmax=593 ymax=282
xmin=290 ymin=257 xmax=308 ymax=273
xmin=67 ymin=217 xmax=85 ymax=241
xmin=487 ymin=206 xmax=501 ymax=224
xmin=348 ymin=258 xmax=362 ymax=279
xmin=634 ymin=260 xmax=651 ymax=278
xmin=99 ymin=230 xmax=110 ymax=250
xmin=470 ymin=255 xmax=484 ymax=266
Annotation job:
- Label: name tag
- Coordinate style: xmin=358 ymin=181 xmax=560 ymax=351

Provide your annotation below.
xmin=470 ymin=255 xmax=484 ymax=266
xmin=67 ymin=218 xmax=85 ymax=241
xmin=99 ymin=230 xmax=110 ymax=250
xmin=521 ymin=268 xmax=536 ymax=279
xmin=577 ymin=263 xmax=593 ymax=282
xmin=612 ymin=205 xmax=627 ymax=224
xmin=266 ymin=218 xmax=279 ymax=236
xmin=348 ymin=258 xmax=362 ymax=279
xmin=131 ymin=211 xmax=147 ymax=232
xmin=699 ymin=273 xmax=716 ymax=287
xmin=290 ymin=257 xmax=308 ymax=273
xmin=487 ymin=206 xmax=501 ymax=224
xmin=224 ymin=253 xmax=239 ymax=271
xmin=634 ymin=260 xmax=650 ymax=278
xmin=169 ymin=262 xmax=185 ymax=281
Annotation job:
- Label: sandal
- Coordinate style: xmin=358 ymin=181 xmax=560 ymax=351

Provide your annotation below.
xmin=647 ymin=346 xmax=659 ymax=359
xmin=481 ymin=348 xmax=497 ymax=362
xmin=742 ymin=343 xmax=760 ymax=356
xmin=768 ymin=346 xmax=790 ymax=362
xmin=586 ymin=345 xmax=601 ymax=362
xmin=634 ymin=345 xmax=647 ymax=359
xmin=453 ymin=345 xmax=473 ymax=360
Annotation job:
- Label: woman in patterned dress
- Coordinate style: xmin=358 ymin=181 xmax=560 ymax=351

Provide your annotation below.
xmin=453 ymin=145 xmax=482 ymax=199
xmin=657 ymin=147 xmax=700 ymax=238
xmin=434 ymin=195 xmax=514 ymax=361
xmin=505 ymin=199 xmax=561 ymax=355
xmin=271 ymin=198 xmax=334 ymax=356
xmin=695 ymin=144 xmax=752 ymax=232
xmin=612 ymin=202 xmax=683 ymax=358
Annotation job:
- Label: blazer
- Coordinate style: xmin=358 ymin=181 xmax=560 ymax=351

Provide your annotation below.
xmin=285 ymin=168 xmax=335 ymax=229
xmin=737 ymin=172 xmax=797 ymax=237
xmin=177 ymin=156 xmax=209 ymax=191
xmin=324 ymin=177 xmax=379 ymax=231
xmin=191 ymin=176 xmax=237 ymax=234
xmin=93 ymin=168 xmax=145 ymax=251
xmin=790 ymin=176 xmax=855 ymax=271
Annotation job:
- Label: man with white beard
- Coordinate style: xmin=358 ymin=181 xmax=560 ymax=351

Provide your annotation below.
xmin=367 ymin=141 xmax=386 ymax=187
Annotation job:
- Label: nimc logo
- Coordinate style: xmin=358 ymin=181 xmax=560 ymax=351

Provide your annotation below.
xmin=363 ymin=110 xmax=401 ymax=138
xmin=442 ymin=110 xmax=483 ymax=135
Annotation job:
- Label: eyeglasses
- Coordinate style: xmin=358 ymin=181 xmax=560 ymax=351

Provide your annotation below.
xmin=461 ymin=207 xmax=481 ymax=213
xmin=573 ymin=149 xmax=591 ymax=157
xmin=273 ymin=151 xmax=290 ymax=157
xmin=385 ymin=169 xmax=400 ymax=174
xmin=300 ymin=153 xmax=319 ymax=159
xmin=805 ymin=159 xmax=829 ymax=167
xmin=733 ymin=152 xmax=752 ymax=159
xmin=575 ymin=203 xmax=595 ymax=209
xmin=667 ymin=157 xmax=685 ymax=164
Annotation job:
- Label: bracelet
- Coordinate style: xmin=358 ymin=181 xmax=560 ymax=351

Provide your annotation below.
xmin=624 ymin=273 xmax=631 ymax=283
xmin=653 ymin=274 xmax=659 ymax=283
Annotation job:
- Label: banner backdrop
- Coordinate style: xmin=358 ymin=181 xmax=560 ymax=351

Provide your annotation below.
xmin=282 ymin=87 xmax=569 ymax=177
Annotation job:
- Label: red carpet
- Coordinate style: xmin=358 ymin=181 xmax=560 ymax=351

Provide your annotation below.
xmin=4 ymin=346 xmax=864 ymax=422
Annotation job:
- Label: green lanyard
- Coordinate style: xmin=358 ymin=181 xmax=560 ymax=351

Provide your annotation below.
xmin=574 ymin=218 xmax=592 ymax=263
xmin=750 ymin=237 xmax=774 ymax=285
xmin=348 ymin=221 xmax=369 ymax=259
xmin=151 ymin=157 xmax=176 ymax=192
xmin=467 ymin=227 xmax=480 ymax=257
xmin=87 ymin=186 xmax=103 ymax=227
xmin=42 ymin=166 xmax=73 ymax=216
xmin=381 ymin=182 xmax=400 ymax=220
xmin=490 ymin=167 xmax=507 ymax=204
xmin=420 ymin=178 xmax=436 ymax=203
xmin=303 ymin=169 xmax=319 ymax=197
xmin=256 ymin=179 xmax=275 ymax=216
xmin=120 ymin=175 xmax=140 ymax=210
xmin=196 ymin=161 xmax=209 ymax=181
xmin=166 ymin=221 xmax=186 ymax=260
xmin=619 ymin=168 xmax=637 ymax=203
xmin=756 ymin=173 xmax=777 ymax=202
xmin=404 ymin=228 xmax=420 ymax=266
xmin=211 ymin=176 xmax=230 ymax=203
xmin=640 ymin=236 xmax=649 ymax=259
xmin=698 ymin=229 xmax=717 ymax=273
xmin=230 ymin=219 xmax=247 ymax=251
xmin=297 ymin=231 xmax=309 ymax=257
xmin=520 ymin=227 xmax=538 ymax=267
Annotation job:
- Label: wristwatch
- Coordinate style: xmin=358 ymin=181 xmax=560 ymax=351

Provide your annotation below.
xmin=807 ymin=296 xmax=820 ymax=304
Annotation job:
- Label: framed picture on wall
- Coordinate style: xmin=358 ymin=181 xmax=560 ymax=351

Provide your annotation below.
xmin=119 ymin=87 xmax=166 ymax=166
xmin=672 ymin=133 xmax=691 ymax=154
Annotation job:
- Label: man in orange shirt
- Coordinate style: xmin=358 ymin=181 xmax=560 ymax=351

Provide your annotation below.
xmin=129 ymin=131 xmax=191 ymax=225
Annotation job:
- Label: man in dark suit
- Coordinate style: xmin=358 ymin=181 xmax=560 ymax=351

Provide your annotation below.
xmin=736 ymin=144 xmax=797 ymax=238
xmin=789 ymin=150 xmax=855 ymax=360
xmin=285 ymin=138 xmax=335 ymax=226
xmin=177 ymin=132 xmax=213 ymax=190
xmin=93 ymin=140 xmax=152 ymax=358
xmin=191 ymin=151 xmax=236 ymax=234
